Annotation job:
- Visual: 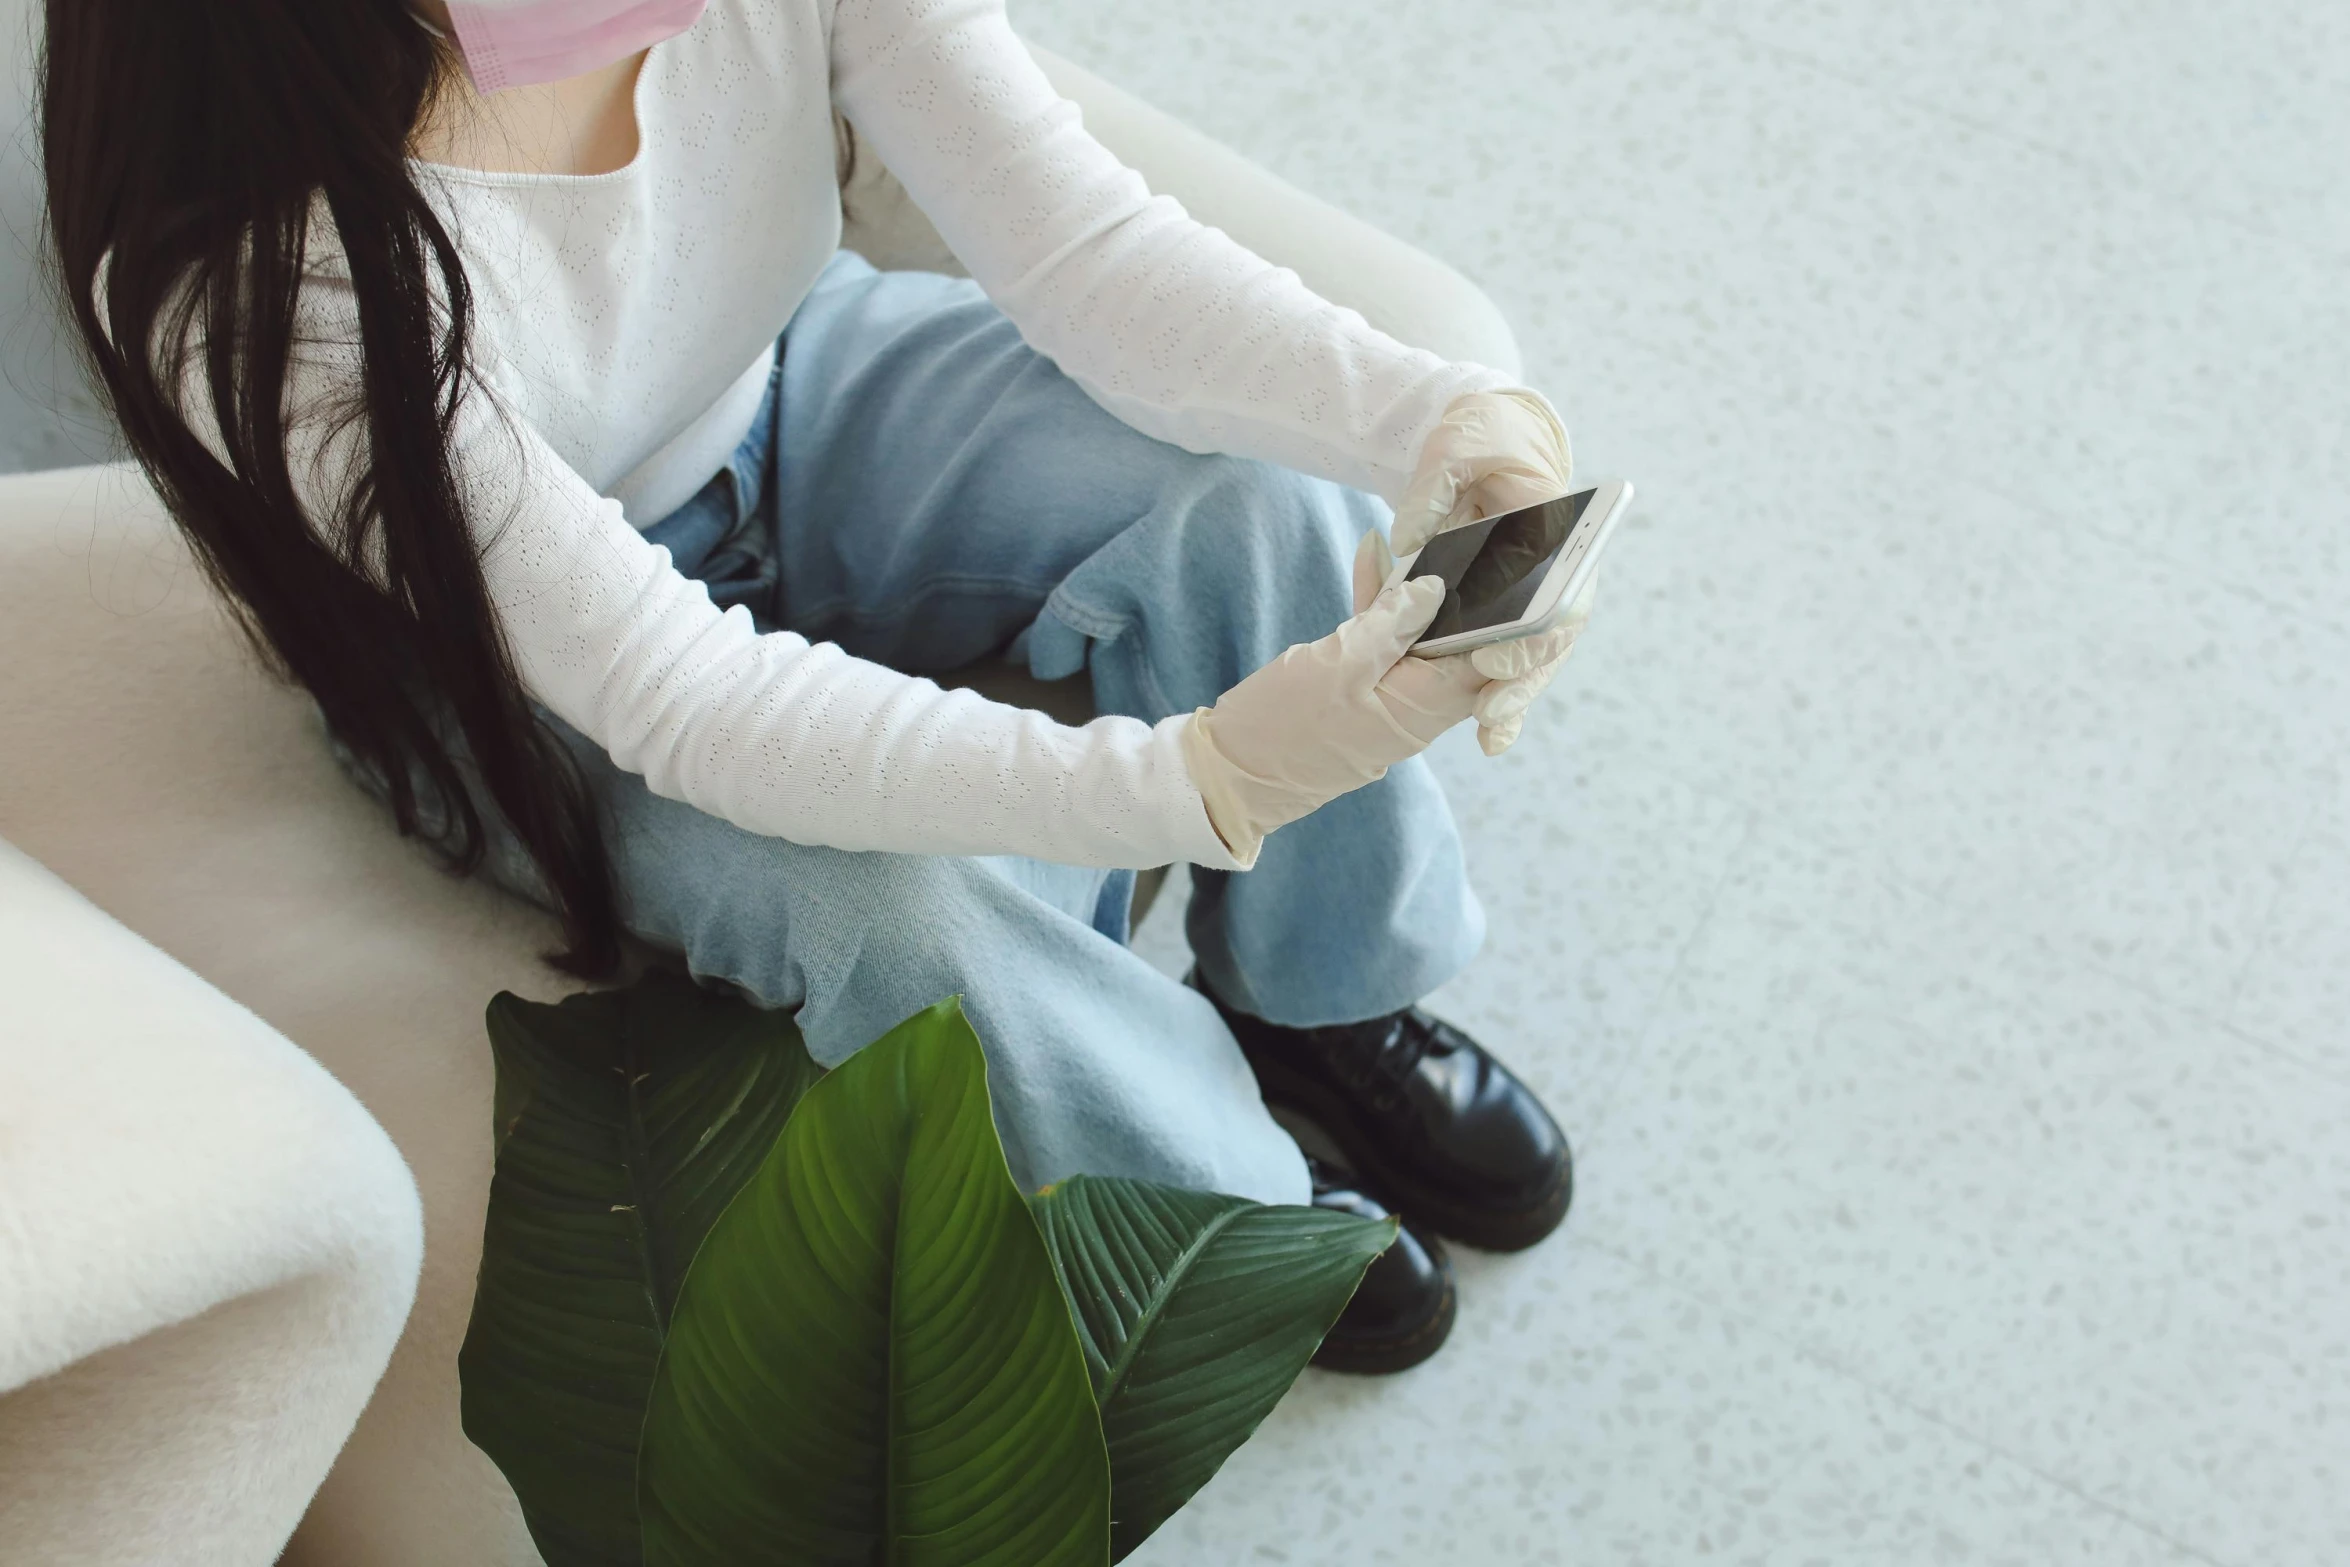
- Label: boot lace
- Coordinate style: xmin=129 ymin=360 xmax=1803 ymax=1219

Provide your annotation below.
xmin=1317 ymin=1008 xmax=1445 ymax=1110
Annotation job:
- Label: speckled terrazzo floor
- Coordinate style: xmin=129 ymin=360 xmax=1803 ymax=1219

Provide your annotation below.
xmin=1013 ymin=2 xmax=2350 ymax=1563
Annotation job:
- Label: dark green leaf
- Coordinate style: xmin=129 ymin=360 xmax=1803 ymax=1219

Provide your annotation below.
xmin=1031 ymin=1175 xmax=1394 ymax=1559
xmin=459 ymin=971 xmax=825 ymax=1566
xmin=639 ymin=997 xmax=1112 ymax=1567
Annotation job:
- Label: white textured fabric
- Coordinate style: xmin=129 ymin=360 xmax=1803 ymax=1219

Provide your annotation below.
xmin=0 ymin=463 xmax=569 ymax=1566
xmin=0 ymin=837 xmax=423 ymax=1566
xmin=188 ymin=0 xmax=1513 ymax=871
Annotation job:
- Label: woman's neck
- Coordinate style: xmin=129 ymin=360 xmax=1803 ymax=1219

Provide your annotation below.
xmin=408 ymin=13 xmax=649 ymax=178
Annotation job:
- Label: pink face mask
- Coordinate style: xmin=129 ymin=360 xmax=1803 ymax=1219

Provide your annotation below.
xmin=441 ymin=0 xmax=709 ymax=94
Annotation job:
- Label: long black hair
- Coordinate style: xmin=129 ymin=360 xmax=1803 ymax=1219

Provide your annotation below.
xmin=41 ymin=0 xmax=624 ymax=976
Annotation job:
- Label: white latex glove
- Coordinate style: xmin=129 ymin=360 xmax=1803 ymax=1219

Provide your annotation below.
xmin=1389 ymin=386 xmax=1591 ymax=752
xmin=1466 ymin=567 xmax=1597 ymax=755
xmin=1390 ymin=388 xmax=1573 ymax=556
xmin=1180 ymin=534 xmax=1486 ymax=864
xmin=1358 ymin=524 xmax=1597 ymax=757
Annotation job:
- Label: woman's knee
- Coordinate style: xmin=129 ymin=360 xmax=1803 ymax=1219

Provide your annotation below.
xmin=1176 ymin=455 xmax=1375 ymax=594
xmin=1040 ymin=453 xmax=1381 ymax=704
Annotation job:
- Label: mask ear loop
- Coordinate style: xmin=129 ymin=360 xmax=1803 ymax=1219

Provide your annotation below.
xmin=407 ymin=8 xmax=449 ymax=39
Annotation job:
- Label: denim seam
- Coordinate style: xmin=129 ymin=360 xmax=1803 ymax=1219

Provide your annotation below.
xmin=1039 ymin=585 xmax=1179 ymax=719
xmin=1037 ymin=582 xmax=1132 ymax=645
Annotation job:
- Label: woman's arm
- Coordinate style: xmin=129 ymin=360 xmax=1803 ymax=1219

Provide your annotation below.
xmin=175 ymin=269 xmax=1243 ymax=873
xmin=825 ymin=0 xmax=1516 ymax=504
xmin=459 ymin=402 xmax=1238 ymax=869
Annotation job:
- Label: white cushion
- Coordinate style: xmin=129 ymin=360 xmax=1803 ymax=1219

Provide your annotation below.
xmin=0 ymin=839 xmax=423 ymax=1565
xmin=0 ymin=465 xmax=563 ymax=1564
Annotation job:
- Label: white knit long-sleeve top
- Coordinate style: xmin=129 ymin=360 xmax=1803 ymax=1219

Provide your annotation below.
xmin=231 ymin=0 xmax=1513 ymax=870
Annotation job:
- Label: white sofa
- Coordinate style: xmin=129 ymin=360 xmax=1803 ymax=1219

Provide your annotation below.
xmin=0 ymin=48 xmax=1518 ymax=1567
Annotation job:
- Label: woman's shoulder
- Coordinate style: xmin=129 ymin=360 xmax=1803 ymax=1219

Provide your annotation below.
xmin=667 ymin=0 xmax=839 ymax=82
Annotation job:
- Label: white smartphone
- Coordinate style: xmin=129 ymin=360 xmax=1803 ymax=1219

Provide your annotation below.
xmin=1392 ymin=479 xmax=1634 ymax=657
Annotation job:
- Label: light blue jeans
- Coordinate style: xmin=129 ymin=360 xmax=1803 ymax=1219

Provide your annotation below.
xmin=413 ymin=252 xmax=1484 ymax=1204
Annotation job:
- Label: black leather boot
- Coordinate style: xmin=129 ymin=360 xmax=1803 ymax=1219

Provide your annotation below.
xmin=1308 ymin=1160 xmax=1456 ymax=1375
xmin=1200 ymin=976 xmax=1573 ymax=1252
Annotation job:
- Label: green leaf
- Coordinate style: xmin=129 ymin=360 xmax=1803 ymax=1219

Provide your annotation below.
xmin=1030 ymin=1176 xmax=1395 ymax=1560
xmin=639 ymin=997 xmax=1112 ymax=1567
xmin=460 ymin=971 xmax=826 ymax=1567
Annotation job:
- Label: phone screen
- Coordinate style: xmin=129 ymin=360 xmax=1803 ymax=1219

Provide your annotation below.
xmin=1411 ymin=487 xmax=1596 ymax=643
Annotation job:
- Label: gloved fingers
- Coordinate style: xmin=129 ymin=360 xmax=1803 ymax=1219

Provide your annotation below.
xmin=1188 ymin=571 xmax=1468 ymax=857
xmin=1376 ymin=649 xmax=1489 ymax=734
xmin=1440 ymin=388 xmax=1575 ymax=550
xmin=1477 ymin=713 xmax=1527 ymax=757
xmin=1456 ymin=466 xmax=1572 ymax=534
xmin=1388 ymin=396 xmax=1489 ymax=552
xmin=1473 ymin=659 xmax=1560 ymax=730
xmin=1511 ymin=387 xmax=1573 ymax=483
xmin=1469 ymin=621 xmax=1578 ymax=682
xmin=1396 ymin=467 xmax=1564 ymax=556
xmin=1390 ymin=388 xmax=1573 ymax=555
xmin=1351 ymin=528 xmax=1397 ymax=616
xmin=1390 ymin=465 xmax=1468 ymax=556
xmin=1352 ymin=574 xmax=1447 ymax=661
xmin=1466 ymin=565 xmax=1599 ymax=688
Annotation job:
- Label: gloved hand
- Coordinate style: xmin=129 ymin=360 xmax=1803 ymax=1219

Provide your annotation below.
xmin=1390 ymin=388 xmax=1573 ymax=556
xmin=1355 ymin=526 xmax=1596 ymax=758
xmin=1180 ymin=534 xmax=1486 ymax=864
xmin=1388 ymin=386 xmax=1591 ymax=752
xmin=1466 ymin=568 xmax=1596 ymax=755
